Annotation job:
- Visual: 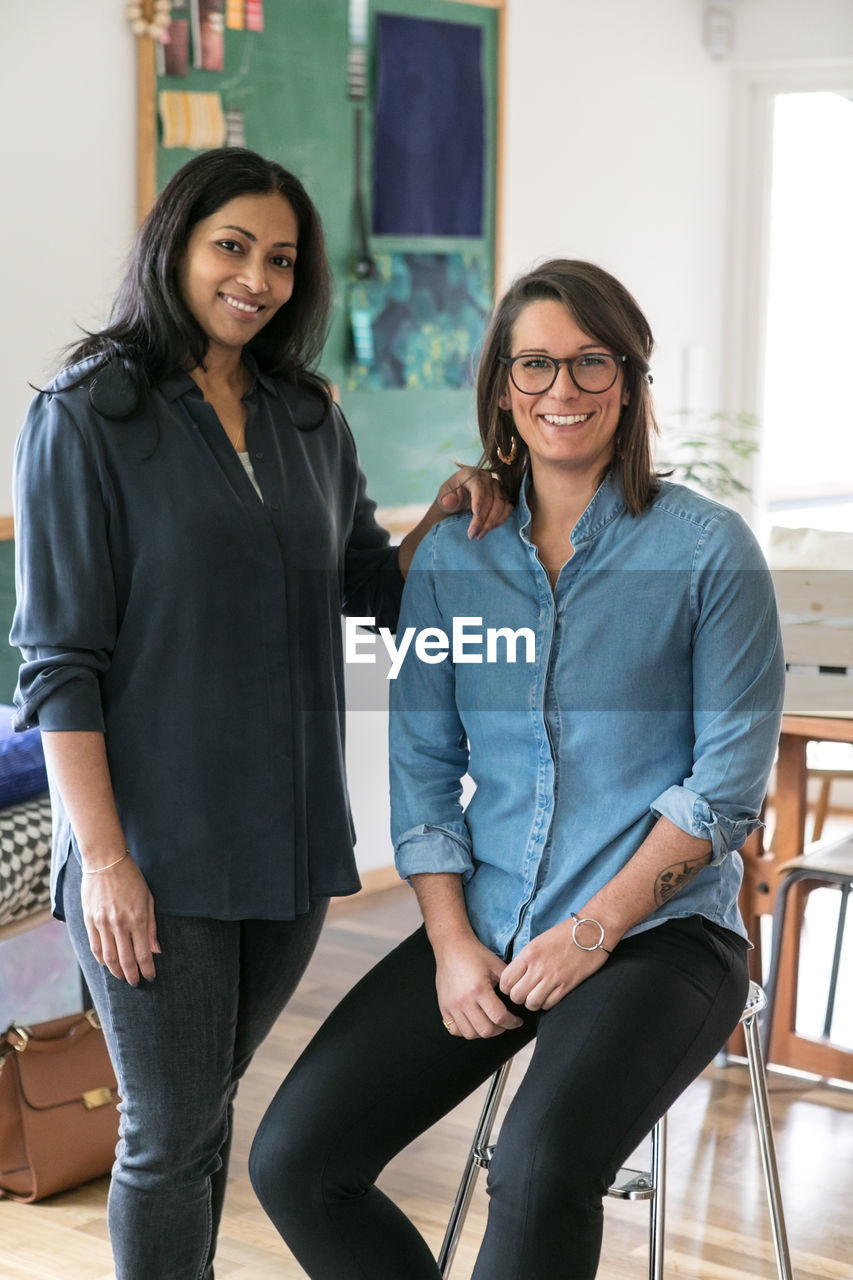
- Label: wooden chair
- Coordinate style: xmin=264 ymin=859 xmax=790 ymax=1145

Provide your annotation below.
xmin=762 ymin=831 xmax=853 ymax=1080
xmin=805 ymin=740 xmax=853 ymax=841
xmin=439 ymin=982 xmax=793 ymax=1280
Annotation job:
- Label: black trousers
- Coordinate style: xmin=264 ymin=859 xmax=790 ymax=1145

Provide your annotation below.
xmin=250 ymin=916 xmax=748 ymax=1280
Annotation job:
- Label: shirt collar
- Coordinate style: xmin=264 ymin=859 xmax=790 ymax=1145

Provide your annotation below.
xmin=158 ymin=369 xmax=197 ymax=403
xmin=157 ymin=351 xmax=277 ymax=403
xmin=516 ymin=467 xmax=627 ymax=544
xmin=240 ymin=351 xmax=277 ymax=397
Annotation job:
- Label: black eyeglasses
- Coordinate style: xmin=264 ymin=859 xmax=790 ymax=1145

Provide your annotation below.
xmin=500 ymin=353 xmax=627 ymax=395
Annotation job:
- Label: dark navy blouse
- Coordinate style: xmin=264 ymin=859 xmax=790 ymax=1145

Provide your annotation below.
xmin=11 ymin=358 xmax=403 ymax=920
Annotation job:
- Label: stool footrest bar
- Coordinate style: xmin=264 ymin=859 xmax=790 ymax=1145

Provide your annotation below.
xmin=607 ymin=1167 xmax=656 ymax=1201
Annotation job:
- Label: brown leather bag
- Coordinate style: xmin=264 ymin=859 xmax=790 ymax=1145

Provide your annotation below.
xmin=0 ymin=1010 xmax=119 ymax=1202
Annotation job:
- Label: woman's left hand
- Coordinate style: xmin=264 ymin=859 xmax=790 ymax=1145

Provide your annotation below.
xmin=499 ymin=921 xmax=610 ymax=1011
xmin=436 ymin=465 xmax=513 ymax=540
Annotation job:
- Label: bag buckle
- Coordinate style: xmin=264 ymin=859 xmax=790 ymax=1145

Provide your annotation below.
xmin=11 ymin=1026 xmax=30 ymax=1052
xmin=82 ymin=1087 xmax=113 ymax=1110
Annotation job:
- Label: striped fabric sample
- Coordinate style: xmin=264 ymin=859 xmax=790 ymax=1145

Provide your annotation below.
xmin=159 ymin=90 xmax=227 ymax=149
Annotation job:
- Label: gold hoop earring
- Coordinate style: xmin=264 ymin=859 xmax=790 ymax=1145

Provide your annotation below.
xmin=496 ymin=436 xmax=518 ymax=466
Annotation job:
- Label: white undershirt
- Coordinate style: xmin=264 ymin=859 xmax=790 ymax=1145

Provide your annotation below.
xmin=237 ymin=450 xmax=262 ymax=498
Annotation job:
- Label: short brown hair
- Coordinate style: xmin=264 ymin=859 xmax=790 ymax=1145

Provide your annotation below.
xmin=476 ymin=259 xmax=659 ymax=515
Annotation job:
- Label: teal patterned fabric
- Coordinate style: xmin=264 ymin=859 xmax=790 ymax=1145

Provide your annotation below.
xmin=347 ymin=252 xmax=491 ymax=391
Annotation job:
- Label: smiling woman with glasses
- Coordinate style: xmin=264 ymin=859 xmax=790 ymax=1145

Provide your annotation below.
xmin=250 ymin=259 xmax=785 ymax=1280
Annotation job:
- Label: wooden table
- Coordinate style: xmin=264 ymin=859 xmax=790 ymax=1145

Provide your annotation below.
xmin=738 ymin=714 xmax=853 ymax=1076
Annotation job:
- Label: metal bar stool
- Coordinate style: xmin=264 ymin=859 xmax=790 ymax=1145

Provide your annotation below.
xmin=438 ymin=981 xmax=793 ymax=1280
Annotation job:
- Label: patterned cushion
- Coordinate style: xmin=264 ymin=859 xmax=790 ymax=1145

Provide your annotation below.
xmin=0 ymin=794 xmax=53 ymax=928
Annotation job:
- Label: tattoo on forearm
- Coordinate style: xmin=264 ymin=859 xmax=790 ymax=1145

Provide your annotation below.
xmin=654 ymin=853 xmax=713 ymax=907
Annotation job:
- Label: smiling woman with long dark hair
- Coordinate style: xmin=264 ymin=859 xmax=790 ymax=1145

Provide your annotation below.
xmin=10 ymin=146 xmax=508 ymax=1280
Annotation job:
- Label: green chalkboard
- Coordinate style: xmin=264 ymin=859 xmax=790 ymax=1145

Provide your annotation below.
xmin=0 ymin=542 xmax=21 ymax=704
xmin=156 ymin=0 xmax=500 ymax=510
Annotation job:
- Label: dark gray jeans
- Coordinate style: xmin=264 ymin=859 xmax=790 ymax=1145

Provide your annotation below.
xmin=64 ymin=852 xmax=327 ymax=1280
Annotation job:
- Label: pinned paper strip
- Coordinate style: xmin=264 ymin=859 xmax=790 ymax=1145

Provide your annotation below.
xmin=225 ymin=105 xmax=246 ymax=147
xmin=245 ymin=0 xmax=263 ymax=32
xmin=190 ymin=0 xmax=202 ymax=66
xmin=225 ymin=0 xmax=244 ymax=29
xmin=348 ymin=0 xmax=368 ymax=45
xmin=159 ymin=90 xmax=227 ymax=148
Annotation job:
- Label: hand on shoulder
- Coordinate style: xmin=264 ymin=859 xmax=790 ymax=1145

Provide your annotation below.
xmin=436 ymin=465 xmax=513 ymax=540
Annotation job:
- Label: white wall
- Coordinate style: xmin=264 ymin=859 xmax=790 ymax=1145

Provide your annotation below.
xmin=501 ymin=0 xmax=730 ymax=422
xmin=3 ymin=0 xmax=852 ymax=871
xmin=735 ymin=0 xmax=853 ymax=60
xmin=1 ymin=0 xmax=136 ymax=512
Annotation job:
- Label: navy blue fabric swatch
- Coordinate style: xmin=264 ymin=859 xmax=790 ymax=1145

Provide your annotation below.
xmin=372 ymin=15 xmax=484 ymax=237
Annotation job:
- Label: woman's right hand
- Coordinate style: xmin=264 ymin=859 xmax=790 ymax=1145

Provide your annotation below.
xmin=81 ymin=856 xmax=160 ymax=986
xmin=434 ymin=936 xmax=524 ymax=1040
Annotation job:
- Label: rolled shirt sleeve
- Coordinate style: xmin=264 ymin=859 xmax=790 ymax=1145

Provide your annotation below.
xmin=650 ymin=786 xmax=763 ymax=863
xmin=650 ymin=506 xmax=785 ymax=862
xmin=11 ymin=389 xmax=116 ymax=732
xmin=390 ymin=526 xmax=474 ymax=880
xmin=394 ymin=821 xmax=475 ymax=881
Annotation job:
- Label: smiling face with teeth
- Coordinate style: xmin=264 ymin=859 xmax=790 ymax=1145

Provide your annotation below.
xmin=499 ymin=298 xmax=628 ymax=490
xmin=178 ymin=191 xmax=299 ymax=363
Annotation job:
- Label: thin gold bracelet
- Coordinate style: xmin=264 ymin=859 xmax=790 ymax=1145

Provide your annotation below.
xmin=81 ymin=850 xmax=131 ymax=875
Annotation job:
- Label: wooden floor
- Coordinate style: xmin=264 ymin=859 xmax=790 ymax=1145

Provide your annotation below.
xmin=2 ymin=885 xmax=853 ymax=1279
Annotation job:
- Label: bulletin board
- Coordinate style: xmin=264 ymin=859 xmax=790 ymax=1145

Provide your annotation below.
xmin=0 ymin=532 xmax=18 ymax=702
xmin=136 ymin=0 xmax=505 ymax=515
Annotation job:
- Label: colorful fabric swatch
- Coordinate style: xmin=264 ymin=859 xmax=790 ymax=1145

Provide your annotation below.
xmin=199 ymin=0 xmax=225 ymax=71
xmin=225 ymin=0 xmax=245 ymax=30
xmin=163 ymin=19 xmax=190 ymax=76
xmin=245 ymin=0 xmax=264 ymax=33
xmin=159 ymin=90 xmax=227 ymax=149
xmin=346 ymin=252 xmax=491 ymax=391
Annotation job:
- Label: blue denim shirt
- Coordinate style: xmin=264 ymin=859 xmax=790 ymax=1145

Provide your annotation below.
xmin=390 ymin=473 xmax=784 ymax=956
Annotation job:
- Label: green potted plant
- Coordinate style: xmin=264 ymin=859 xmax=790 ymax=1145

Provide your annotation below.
xmin=657 ymin=409 xmax=760 ymax=499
